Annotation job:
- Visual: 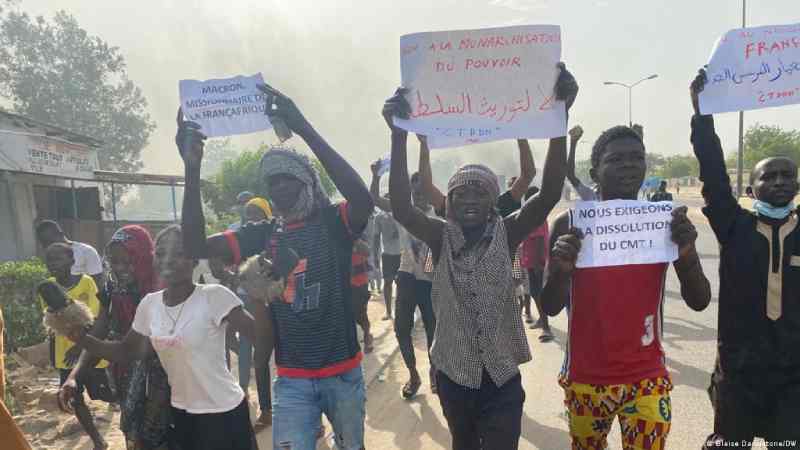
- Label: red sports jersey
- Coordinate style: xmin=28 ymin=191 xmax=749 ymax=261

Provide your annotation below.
xmin=562 ymin=263 xmax=669 ymax=385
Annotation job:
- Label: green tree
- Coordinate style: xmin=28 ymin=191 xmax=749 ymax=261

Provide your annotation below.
xmin=201 ymin=145 xmax=337 ymax=216
xmin=742 ymin=123 xmax=800 ymax=170
xmin=0 ymin=7 xmax=155 ymax=174
xmin=656 ymin=154 xmax=699 ymax=179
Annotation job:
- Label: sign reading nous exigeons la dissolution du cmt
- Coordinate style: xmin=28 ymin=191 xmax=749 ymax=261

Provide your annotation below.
xmin=571 ymin=200 xmax=678 ymax=269
xmin=179 ymin=73 xmax=275 ymax=138
xmin=393 ymin=25 xmax=567 ymax=149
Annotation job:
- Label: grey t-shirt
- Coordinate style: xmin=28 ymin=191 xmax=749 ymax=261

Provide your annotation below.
xmin=374 ymin=212 xmax=402 ymax=255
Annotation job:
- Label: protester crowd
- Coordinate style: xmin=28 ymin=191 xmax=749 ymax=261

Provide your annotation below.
xmin=0 ymin=62 xmax=797 ymax=450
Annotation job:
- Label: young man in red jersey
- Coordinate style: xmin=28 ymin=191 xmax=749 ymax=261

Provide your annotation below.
xmin=542 ymin=125 xmax=712 ymax=450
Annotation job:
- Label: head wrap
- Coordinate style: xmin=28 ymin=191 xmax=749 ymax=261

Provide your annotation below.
xmin=246 ymin=197 xmax=273 ymax=220
xmin=447 ymin=164 xmax=500 ymax=200
xmin=260 ymin=146 xmax=330 ymax=221
xmin=107 ymin=225 xmax=156 ymax=295
xmin=445 ymin=164 xmax=500 ymax=221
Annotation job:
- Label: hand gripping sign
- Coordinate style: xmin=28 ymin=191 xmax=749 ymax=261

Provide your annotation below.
xmin=700 ymin=23 xmax=800 ymax=114
xmin=393 ymin=25 xmax=567 ymax=149
xmin=571 ymin=200 xmax=678 ymax=269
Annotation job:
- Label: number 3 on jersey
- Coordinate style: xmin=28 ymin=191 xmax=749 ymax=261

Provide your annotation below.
xmin=641 ymin=314 xmax=655 ymax=346
xmin=281 ymin=259 xmax=321 ymax=313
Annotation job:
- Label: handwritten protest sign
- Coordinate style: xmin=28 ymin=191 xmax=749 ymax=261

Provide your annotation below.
xmin=700 ymin=23 xmax=800 ymax=114
xmin=376 ymin=155 xmax=391 ymax=177
xmin=571 ymin=200 xmax=677 ymax=269
xmin=393 ymin=25 xmax=566 ymax=149
xmin=179 ymin=73 xmax=272 ymax=138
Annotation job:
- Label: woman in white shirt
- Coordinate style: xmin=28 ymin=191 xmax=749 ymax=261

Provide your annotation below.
xmin=70 ymin=225 xmax=262 ymax=450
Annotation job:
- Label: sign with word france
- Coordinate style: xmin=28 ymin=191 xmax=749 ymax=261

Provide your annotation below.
xmin=700 ymin=23 xmax=800 ymax=114
xmin=571 ymin=200 xmax=677 ymax=269
xmin=394 ymin=25 xmax=566 ymax=149
xmin=179 ymin=73 xmax=272 ymax=138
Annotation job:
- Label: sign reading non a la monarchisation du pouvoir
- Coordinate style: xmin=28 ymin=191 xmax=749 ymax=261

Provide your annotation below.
xmin=393 ymin=25 xmax=567 ymax=149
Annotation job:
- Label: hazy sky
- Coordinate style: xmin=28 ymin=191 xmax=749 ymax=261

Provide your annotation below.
xmin=13 ymin=0 xmax=800 ymax=180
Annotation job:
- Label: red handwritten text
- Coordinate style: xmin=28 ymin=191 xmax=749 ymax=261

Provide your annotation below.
xmin=745 ymin=37 xmax=800 ymax=59
xmin=757 ymin=87 xmax=800 ymax=104
xmin=464 ymin=56 xmax=521 ymax=70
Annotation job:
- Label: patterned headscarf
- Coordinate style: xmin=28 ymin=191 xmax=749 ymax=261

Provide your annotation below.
xmin=446 ymin=164 xmax=500 ymax=219
xmin=260 ymin=146 xmax=330 ymax=221
xmin=107 ymin=225 xmax=156 ymax=296
xmin=246 ymin=197 xmax=273 ymax=220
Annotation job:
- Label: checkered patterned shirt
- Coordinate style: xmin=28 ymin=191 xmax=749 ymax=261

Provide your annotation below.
xmin=430 ymin=218 xmax=532 ymax=389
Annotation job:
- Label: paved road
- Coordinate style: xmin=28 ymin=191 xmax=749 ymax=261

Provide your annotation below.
xmin=255 ymin=194 xmax=757 ymax=450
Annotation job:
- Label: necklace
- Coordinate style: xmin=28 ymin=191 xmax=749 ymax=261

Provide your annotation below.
xmin=163 ymin=295 xmax=187 ymax=335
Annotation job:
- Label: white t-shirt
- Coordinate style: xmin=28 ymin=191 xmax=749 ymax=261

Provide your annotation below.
xmin=71 ymin=241 xmax=103 ymax=276
xmin=398 ymin=206 xmax=436 ymax=281
xmin=132 ymin=284 xmax=245 ymax=414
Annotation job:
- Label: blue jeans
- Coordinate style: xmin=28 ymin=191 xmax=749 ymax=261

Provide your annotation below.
xmin=272 ymin=366 xmax=365 ymax=450
xmin=238 ymin=335 xmax=271 ymax=412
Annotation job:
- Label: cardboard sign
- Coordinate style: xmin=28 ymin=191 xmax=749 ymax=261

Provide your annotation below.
xmin=571 ymin=200 xmax=678 ymax=268
xmin=394 ymin=25 xmax=567 ymax=149
xmin=700 ymin=23 xmax=800 ymax=114
xmin=179 ymin=73 xmax=272 ymax=138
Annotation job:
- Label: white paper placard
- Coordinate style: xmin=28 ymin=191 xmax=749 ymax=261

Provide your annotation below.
xmin=394 ymin=25 xmax=567 ymax=149
xmin=571 ymin=200 xmax=678 ymax=268
xmin=179 ymin=73 xmax=272 ymax=138
xmin=700 ymin=23 xmax=800 ymax=114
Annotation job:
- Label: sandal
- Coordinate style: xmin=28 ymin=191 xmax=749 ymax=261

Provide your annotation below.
xmin=539 ymin=330 xmax=555 ymax=343
xmin=524 ymin=314 xmax=534 ymax=324
xmin=401 ymin=378 xmax=422 ymax=399
xmin=430 ymin=369 xmax=438 ymax=395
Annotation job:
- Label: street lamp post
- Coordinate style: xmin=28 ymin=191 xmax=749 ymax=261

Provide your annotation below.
xmin=603 ymin=74 xmax=659 ymax=127
xmin=737 ymin=0 xmax=747 ymax=198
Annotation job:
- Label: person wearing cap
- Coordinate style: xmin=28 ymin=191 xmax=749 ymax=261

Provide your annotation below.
xmin=177 ymin=81 xmax=374 ymax=449
xmin=382 ymin=62 xmax=578 ymax=449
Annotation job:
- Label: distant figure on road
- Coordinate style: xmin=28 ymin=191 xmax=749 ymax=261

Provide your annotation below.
xmin=649 ymin=180 xmax=674 ymax=202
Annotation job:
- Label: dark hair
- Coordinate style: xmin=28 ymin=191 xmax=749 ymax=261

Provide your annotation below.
xmin=524 ymin=186 xmax=540 ymax=201
xmin=591 ymin=126 xmax=645 ymax=169
xmin=45 ymin=242 xmax=73 ymax=257
xmin=35 ymin=220 xmax=62 ymax=237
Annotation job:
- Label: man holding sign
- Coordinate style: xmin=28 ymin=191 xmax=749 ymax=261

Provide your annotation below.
xmin=541 ymin=125 xmax=711 ymax=450
xmin=691 ymin=69 xmax=800 ymax=449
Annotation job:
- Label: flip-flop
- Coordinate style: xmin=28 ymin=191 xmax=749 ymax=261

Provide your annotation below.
xmin=524 ymin=315 xmax=534 ymax=324
xmin=539 ymin=330 xmax=555 ymax=343
xmin=530 ymin=320 xmax=544 ymax=330
xmin=402 ymin=378 xmax=422 ymax=399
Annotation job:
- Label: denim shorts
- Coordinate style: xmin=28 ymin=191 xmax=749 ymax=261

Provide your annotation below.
xmin=272 ymin=365 xmax=365 ymax=450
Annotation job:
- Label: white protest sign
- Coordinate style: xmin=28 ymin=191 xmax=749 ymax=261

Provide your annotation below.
xmin=179 ymin=73 xmax=272 ymax=138
xmin=700 ymin=23 xmax=800 ymax=114
xmin=571 ymin=200 xmax=677 ymax=269
xmin=394 ymin=25 xmax=566 ymax=149
xmin=377 ymin=155 xmax=391 ymax=177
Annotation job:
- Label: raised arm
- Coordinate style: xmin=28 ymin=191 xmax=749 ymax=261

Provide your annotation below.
xmin=417 ymin=135 xmax=446 ymax=213
xmin=689 ymin=69 xmax=742 ymax=243
xmin=72 ymin=328 xmax=151 ymax=364
xmin=258 ymin=84 xmax=374 ymax=231
xmin=176 ymin=109 xmax=239 ymax=262
xmin=509 ymin=139 xmax=536 ymax=202
xmin=505 ymin=62 xmax=578 ymax=249
xmin=369 ymin=160 xmax=392 ymax=213
xmin=566 ymin=125 xmax=589 ymax=190
xmin=383 ymin=89 xmax=445 ymax=258
xmin=540 ymin=213 xmax=580 ymax=316
xmin=670 ymin=206 xmax=712 ymax=311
